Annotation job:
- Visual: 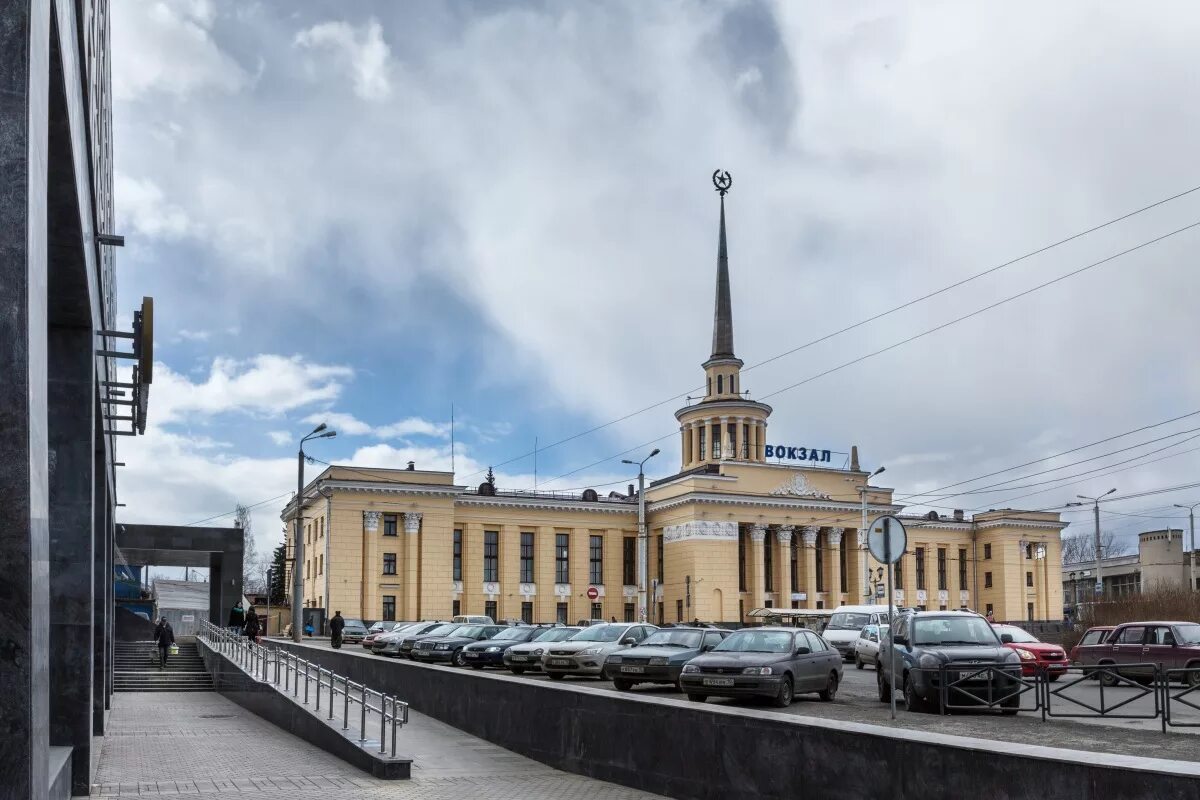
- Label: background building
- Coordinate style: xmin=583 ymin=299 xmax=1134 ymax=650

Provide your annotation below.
xmin=1062 ymin=528 xmax=1197 ymax=607
xmin=283 ymin=186 xmax=1066 ymax=628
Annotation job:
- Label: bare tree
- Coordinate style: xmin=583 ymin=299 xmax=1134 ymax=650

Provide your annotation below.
xmin=236 ymin=503 xmax=263 ymax=592
xmin=1061 ymin=529 xmax=1133 ymax=565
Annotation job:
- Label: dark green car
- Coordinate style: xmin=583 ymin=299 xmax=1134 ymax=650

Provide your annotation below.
xmin=604 ymin=627 xmax=729 ymax=691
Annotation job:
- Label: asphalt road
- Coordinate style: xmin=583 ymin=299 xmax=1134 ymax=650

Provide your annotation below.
xmin=283 ymin=638 xmax=1200 ymax=761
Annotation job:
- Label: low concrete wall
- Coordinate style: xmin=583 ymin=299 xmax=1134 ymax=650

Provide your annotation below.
xmin=276 ymin=642 xmax=1200 ymax=800
xmin=196 ymin=640 xmax=410 ymax=780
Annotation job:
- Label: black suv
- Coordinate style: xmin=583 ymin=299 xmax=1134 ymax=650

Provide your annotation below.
xmin=877 ymin=610 xmax=1022 ymax=714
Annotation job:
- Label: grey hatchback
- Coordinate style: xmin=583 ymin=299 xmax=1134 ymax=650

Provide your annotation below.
xmin=679 ymin=627 xmax=842 ymax=707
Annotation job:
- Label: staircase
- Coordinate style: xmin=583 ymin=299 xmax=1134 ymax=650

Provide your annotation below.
xmin=114 ymin=639 xmax=213 ymax=692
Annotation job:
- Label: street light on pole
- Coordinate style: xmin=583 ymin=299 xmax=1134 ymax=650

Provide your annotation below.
xmin=622 ymin=448 xmax=660 ymax=624
xmin=1067 ymin=488 xmax=1115 ymax=601
xmin=1174 ymin=502 xmax=1199 ymax=592
xmin=292 ymin=423 xmax=337 ymax=643
xmin=859 ymin=466 xmax=885 ymax=604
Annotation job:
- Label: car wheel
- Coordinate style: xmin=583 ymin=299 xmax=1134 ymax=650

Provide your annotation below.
xmin=452 ymin=651 xmax=466 ymax=667
xmin=510 ymin=667 xmax=526 ymax=675
xmin=903 ymin=674 xmax=929 ymax=713
xmin=819 ymin=672 xmax=839 ymax=702
xmin=548 ymin=673 xmax=565 ymax=680
xmin=855 ymin=656 xmax=864 ymax=670
xmin=1048 ymin=674 xmax=1061 ymax=682
xmin=1000 ymin=695 xmax=1020 ymax=716
xmin=1186 ymin=664 xmax=1200 ymax=688
xmin=612 ymin=679 xmax=632 ymax=691
xmin=1098 ymin=664 xmax=1118 ymax=687
xmin=877 ymin=669 xmax=891 ymax=704
xmin=771 ymin=675 xmax=794 ymax=708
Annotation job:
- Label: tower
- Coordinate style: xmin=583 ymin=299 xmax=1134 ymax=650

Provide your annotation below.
xmin=675 ymin=171 xmax=772 ymax=470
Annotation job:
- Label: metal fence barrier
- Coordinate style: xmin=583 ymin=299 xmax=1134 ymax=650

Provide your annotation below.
xmin=1162 ymin=667 xmax=1200 ymax=731
xmin=1043 ymin=664 xmax=1162 ymax=722
xmin=909 ymin=664 xmax=1036 ymax=714
xmin=198 ymin=621 xmax=410 ymax=757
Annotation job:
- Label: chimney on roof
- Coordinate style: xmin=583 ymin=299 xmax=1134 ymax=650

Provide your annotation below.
xmin=406 ymin=461 xmax=415 ymax=471
xmin=628 ymin=484 xmax=635 ymax=498
xmin=850 ymin=446 xmax=860 ymax=472
xmin=953 ymin=509 xmax=964 ymax=522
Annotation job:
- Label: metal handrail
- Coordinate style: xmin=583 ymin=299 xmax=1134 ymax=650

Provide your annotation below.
xmin=199 ymin=620 xmax=409 ymax=756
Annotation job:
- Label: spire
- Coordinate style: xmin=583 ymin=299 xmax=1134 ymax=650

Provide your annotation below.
xmin=711 ymin=169 xmax=735 ymax=360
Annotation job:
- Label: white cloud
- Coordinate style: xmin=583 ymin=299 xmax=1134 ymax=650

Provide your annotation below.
xmin=155 ymin=354 xmax=354 ymax=424
xmin=266 ymin=431 xmax=292 ymax=446
xmin=175 ymin=329 xmax=211 ymax=342
xmin=294 ymin=18 xmax=392 ymax=100
xmin=300 ymin=411 xmax=450 ymax=439
xmin=116 ymin=174 xmax=193 ymax=239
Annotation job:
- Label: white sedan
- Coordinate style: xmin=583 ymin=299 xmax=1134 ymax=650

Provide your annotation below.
xmin=853 ymin=624 xmax=889 ymax=669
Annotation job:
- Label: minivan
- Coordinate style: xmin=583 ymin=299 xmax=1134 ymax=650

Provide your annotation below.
xmin=452 ymin=615 xmax=494 ymax=625
xmin=824 ymin=605 xmax=896 ymax=661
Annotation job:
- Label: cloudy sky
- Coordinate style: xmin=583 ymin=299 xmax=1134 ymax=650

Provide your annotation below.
xmin=111 ymin=0 xmax=1200 ymax=572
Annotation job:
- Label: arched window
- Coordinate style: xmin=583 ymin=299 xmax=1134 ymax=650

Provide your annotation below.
xmin=717 ymin=375 xmax=724 ymax=394
xmin=707 ymin=377 xmax=711 ymax=396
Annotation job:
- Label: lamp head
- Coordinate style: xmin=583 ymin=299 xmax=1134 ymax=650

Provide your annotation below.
xmin=621 ymin=459 xmax=635 ymax=465
xmin=649 ymin=448 xmax=661 ymax=458
xmin=318 ymin=430 xmax=337 ymax=439
xmin=1104 ymin=488 xmax=1116 ymax=496
xmin=872 ymin=466 xmax=886 ymax=477
xmin=310 ymin=423 xmax=327 ymax=435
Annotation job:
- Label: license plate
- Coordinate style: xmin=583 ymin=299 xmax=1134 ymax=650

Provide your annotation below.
xmin=703 ymin=678 xmax=734 ymax=687
xmin=510 ymin=655 xmax=528 ymax=662
xmin=620 ymin=666 xmax=645 ymax=673
xmin=550 ymin=659 xmax=571 ymax=666
xmin=464 ymin=652 xmax=478 ymax=658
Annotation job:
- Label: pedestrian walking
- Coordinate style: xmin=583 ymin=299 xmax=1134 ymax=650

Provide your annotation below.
xmin=243 ymin=607 xmax=261 ymax=640
xmin=155 ymin=617 xmax=175 ymax=669
xmin=986 ymin=610 xmax=996 ymax=624
xmin=329 ymin=610 xmax=345 ymax=649
xmin=228 ymin=601 xmax=245 ymax=634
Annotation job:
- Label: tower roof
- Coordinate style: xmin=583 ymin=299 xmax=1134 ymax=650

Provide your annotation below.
xmin=711 ymin=176 xmax=735 ymax=360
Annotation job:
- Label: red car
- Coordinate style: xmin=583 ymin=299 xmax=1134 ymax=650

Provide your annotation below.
xmin=992 ymin=624 xmax=1069 ymax=680
xmin=1069 ymin=626 xmax=1114 ymax=665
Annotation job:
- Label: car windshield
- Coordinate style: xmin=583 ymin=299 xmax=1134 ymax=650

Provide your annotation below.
xmin=569 ymin=624 xmax=628 ymax=642
xmin=454 ymin=625 xmax=487 ymax=638
xmin=642 ymin=630 xmax=702 ymax=648
xmin=422 ymin=624 xmax=461 ymax=637
xmin=714 ymin=630 xmax=794 ymax=654
xmin=492 ymin=627 xmax=532 ymax=641
xmin=828 ymin=612 xmax=871 ymax=631
xmin=995 ymin=625 xmax=1039 ymax=643
xmin=912 ymin=617 xmax=999 ymax=646
xmin=392 ymin=623 xmax=413 ymax=632
xmin=1175 ymin=624 xmax=1200 ymax=645
xmin=533 ymin=627 xmax=581 ymax=642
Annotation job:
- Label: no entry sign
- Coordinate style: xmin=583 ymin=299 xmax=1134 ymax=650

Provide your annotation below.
xmin=586 ymin=586 xmax=599 ymax=600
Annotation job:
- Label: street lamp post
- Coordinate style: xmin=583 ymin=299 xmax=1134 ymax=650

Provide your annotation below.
xmin=1068 ymin=489 xmax=1116 ymax=601
xmin=292 ymin=423 xmax=337 ymax=643
xmin=1174 ymin=502 xmax=1199 ymax=591
xmin=622 ymin=448 xmax=660 ymax=624
xmin=859 ymin=467 xmax=885 ymax=604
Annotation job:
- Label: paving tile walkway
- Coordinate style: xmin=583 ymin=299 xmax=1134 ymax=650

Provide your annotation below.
xmin=92 ymin=692 xmax=660 ymax=798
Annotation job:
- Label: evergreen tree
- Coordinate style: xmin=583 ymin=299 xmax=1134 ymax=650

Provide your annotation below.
xmin=268 ymin=544 xmax=288 ymax=604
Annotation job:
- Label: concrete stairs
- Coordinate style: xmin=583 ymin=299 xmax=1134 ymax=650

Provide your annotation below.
xmin=114 ymin=640 xmax=213 ymax=692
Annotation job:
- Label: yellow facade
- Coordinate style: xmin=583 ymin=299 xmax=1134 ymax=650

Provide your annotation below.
xmin=281 ymin=186 xmax=1066 ymax=626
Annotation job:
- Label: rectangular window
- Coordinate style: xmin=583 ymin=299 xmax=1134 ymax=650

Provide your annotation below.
xmin=623 ymin=602 xmax=635 ymax=622
xmin=1027 ymin=602 xmax=1034 ymax=622
xmin=483 ymin=531 xmax=499 ymax=582
xmin=741 ymin=423 xmax=749 ymax=458
xmin=894 ymin=556 xmax=904 ymax=590
xmin=555 ymin=533 xmax=570 ymax=584
xmin=521 ymin=602 xmax=533 ymax=624
xmin=1026 ymin=571 xmax=1034 ymax=588
xmin=984 ymin=543 xmax=992 ymax=560
xmin=382 ymin=596 xmax=395 ymax=621
xmin=383 ymin=514 xmax=398 ymax=536
xmin=453 ymin=529 xmax=462 ymax=581
xmin=726 ymin=422 xmax=736 ymax=459
xmin=676 ymin=599 xmax=684 ymax=621
xmin=815 ymin=535 xmax=825 ymax=593
xmin=658 ymin=602 xmax=665 ymax=624
xmin=790 ymin=540 xmax=799 ymax=593
xmin=1025 ymin=543 xmax=1033 ymax=560
xmin=711 ymin=423 xmax=720 ymax=458
xmin=764 ymin=530 xmax=774 ymax=592
xmin=985 ymin=603 xmax=993 ymax=617
xmin=589 ymin=535 xmax=604 ymax=585
xmin=319 ymin=555 xmax=324 ymax=574
xmin=382 ymin=553 xmax=396 ymax=575
xmin=622 ymin=538 xmax=636 ymax=585
xmin=958 ymin=548 xmax=968 ymax=590
xmin=937 ymin=548 xmax=947 ymax=591
xmin=738 ymin=528 xmax=747 ymax=591
xmin=520 ymin=532 xmax=534 ymax=583
xmin=556 ymin=602 xmax=568 ymax=624
xmin=698 ymin=427 xmax=706 ymax=460
xmin=915 ymin=547 xmax=926 ymax=590
xmin=452 ymin=599 xmax=461 ymax=617
xmin=985 ymin=571 xmax=993 ymax=588
xmin=484 ymin=600 xmax=497 ymax=621
xmin=591 ymin=602 xmax=603 ymax=619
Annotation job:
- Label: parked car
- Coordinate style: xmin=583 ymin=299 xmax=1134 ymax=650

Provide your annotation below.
xmin=1068 ymin=626 xmax=1115 ymax=665
xmin=411 ymin=624 xmax=507 ymax=666
xmin=452 ymin=615 xmax=494 ymax=625
xmin=991 ymin=624 xmax=1068 ymax=680
xmin=824 ymin=605 xmax=894 ymax=662
xmin=877 ymin=610 xmax=1022 ymax=714
xmin=853 ymin=624 xmax=889 ymax=669
xmin=679 ymin=627 xmax=841 ymax=707
xmin=1074 ymin=621 xmax=1200 ymax=687
xmin=542 ymin=623 xmax=656 ymax=679
xmin=339 ymin=618 xmax=370 ymax=644
xmin=397 ymin=623 xmax=467 ymax=658
xmin=372 ymin=622 xmax=445 ymax=656
xmin=604 ymin=627 xmax=729 ymax=691
xmin=503 ymin=627 xmax=583 ymax=673
xmin=362 ymin=622 xmax=413 ymax=649
xmin=460 ymin=626 xmax=549 ymax=668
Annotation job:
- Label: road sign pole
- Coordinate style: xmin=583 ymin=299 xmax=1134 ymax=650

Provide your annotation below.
xmin=885 ymin=519 xmax=896 ymax=721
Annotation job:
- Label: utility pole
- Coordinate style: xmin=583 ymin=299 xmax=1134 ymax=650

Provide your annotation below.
xmin=623 ymin=448 xmax=660 ymax=624
xmin=292 ymin=423 xmax=337 ymax=642
xmin=1069 ymin=489 xmax=1115 ymax=601
xmin=1175 ymin=502 xmax=1199 ymax=591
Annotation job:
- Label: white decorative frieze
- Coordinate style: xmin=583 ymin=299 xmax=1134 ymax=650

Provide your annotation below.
xmin=893 ymin=589 xmax=905 ymax=604
xmin=622 ymin=585 xmax=638 ymax=598
xmin=959 ymin=590 xmax=969 ymax=607
xmin=483 ymin=582 xmax=500 ymax=597
xmin=768 ymin=474 xmax=833 ymax=500
xmin=749 ymin=524 xmax=767 ymax=543
xmin=403 ymin=512 xmax=422 ymax=534
xmin=451 ymin=581 xmax=463 ymax=594
xmin=519 ymin=583 xmax=536 ymax=597
xmin=801 ymin=526 xmax=819 ymax=547
xmin=364 ymin=510 xmax=381 ymax=532
xmin=938 ymin=590 xmax=948 ymax=605
xmin=776 ymin=525 xmax=794 ymax=545
xmin=554 ymin=583 xmax=571 ymax=597
xmin=663 ymin=520 xmax=739 ymax=544
xmin=827 ymin=527 xmax=844 ymax=546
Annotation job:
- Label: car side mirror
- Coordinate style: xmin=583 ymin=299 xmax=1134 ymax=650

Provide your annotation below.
xmin=702 ymin=644 xmax=714 ymax=652
xmin=794 ymin=646 xmax=811 ymax=655
xmin=621 ymin=637 xmax=636 ymax=645
xmin=1000 ymin=633 xmax=1014 ymax=644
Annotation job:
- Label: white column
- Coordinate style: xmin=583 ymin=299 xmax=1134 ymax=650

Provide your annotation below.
xmin=778 ymin=526 xmax=794 ymax=607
